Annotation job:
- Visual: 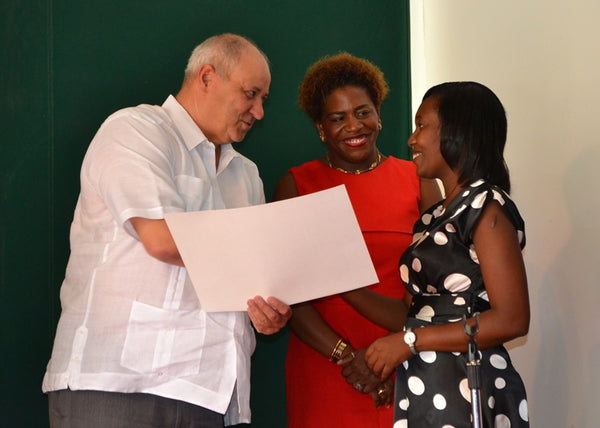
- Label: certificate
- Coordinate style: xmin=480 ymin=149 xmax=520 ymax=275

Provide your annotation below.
xmin=165 ymin=185 xmax=378 ymax=312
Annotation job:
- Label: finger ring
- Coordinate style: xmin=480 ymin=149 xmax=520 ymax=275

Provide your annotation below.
xmin=377 ymin=386 xmax=386 ymax=398
xmin=353 ymin=382 xmax=363 ymax=391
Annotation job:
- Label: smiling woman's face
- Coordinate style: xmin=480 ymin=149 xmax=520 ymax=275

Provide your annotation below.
xmin=408 ymin=96 xmax=451 ymax=181
xmin=317 ymin=85 xmax=380 ymax=171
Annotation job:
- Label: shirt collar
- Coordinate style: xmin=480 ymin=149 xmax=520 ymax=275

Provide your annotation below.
xmin=162 ymin=95 xmax=244 ymax=169
xmin=162 ymin=94 xmax=208 ymax=151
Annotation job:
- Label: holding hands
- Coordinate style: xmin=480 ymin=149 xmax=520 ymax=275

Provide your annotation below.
xmin=338 ymin=348 xmax=393 ymax=408
xmin=365 ymin=333 xmax=412 ymax=381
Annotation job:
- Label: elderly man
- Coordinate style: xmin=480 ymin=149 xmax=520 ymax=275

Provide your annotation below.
xmin=43 ymin=33 xmax=291 ymax=428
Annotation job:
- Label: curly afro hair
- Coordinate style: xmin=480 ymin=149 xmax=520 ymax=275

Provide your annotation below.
xmin=298 ymin=52 xmax=389 ymax=123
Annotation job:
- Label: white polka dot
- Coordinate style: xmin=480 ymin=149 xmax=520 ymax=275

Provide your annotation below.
xmin=445 ymin=223 xmax=456 ymax=233
xmin=490 ymin=354 xmax=508 ymax=370
xmin=488 ymin=395 xmax=496 ymax=409
xmin=433 ymin=393 xmax=447 ymax=410
xmin=461 ymin=189 xmax=471 ymax=197
xmin=454 ymin=297 xmax=466 ymax=306
xmin=412 ymin=231 xmax=427 ymax=246
xmin=478 ymin=290 xmax=489 ymax=302
xmin=402 ymin=360 xmax=409 ymax=369
xmin=494 ymin=414 xmax=511 ymax=428
xmin=412 ymin=258 xmax=422 ymax=272
xmin=459 ymin=378 xmax=471 ymax=402
xmin=398 ymin=397 xmax=409 ymax=410
xmin=492 ymin=189 xmax=505 ymax=205
xmin=422 ymin=213 xmax=432 ymax=225
xmin=495 ymin=377 xmax=507 ymax=389
xmin=434 ymin=232 xmax=449 ymax=245
xmin=408 ymin=376 xmax=425 ymax=395
xmin=517 ymin=230 xmax=524 ymax=244
xmin=519 ymin=399 xmax=529 ymax=421
xmin=412 ymin=284 xmax=420 ymax=293
xmin=469 ymin=247 xmax=479 ymax=263
xmin=452 ymin=351 xmax=461 ymax=356
xmin=442 ymin=425 xmax=456 ymax=428
xmin=448 ymin=317 xmax=462 ymax=323
xmin=433 ymin=205 xmax=445 ymax=217
xmin=400 ymin=264 xmax=409 ymax=283
xmin=472 ymin=191 xmax=487 ymax=209
xmin=419 ymin=351 xmax=436 ymax=363
xmin=426 ymin=285 xmax=437 ymax=293
xmin=393 ymin=419 xmax=408 ymax=428
xmin=416 ymin=305 xmax=435 ymax=322
xmin=444 ymin=273 xmax=471 ymax=292
xmin=450 ymin=204 xmax=467 ymax=219
xmin=471 ymin=179 xmax=484 ymax=187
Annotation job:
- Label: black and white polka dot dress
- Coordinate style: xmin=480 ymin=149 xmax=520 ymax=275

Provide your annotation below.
xmin=394 ymin=179 xmax=529 ymax=427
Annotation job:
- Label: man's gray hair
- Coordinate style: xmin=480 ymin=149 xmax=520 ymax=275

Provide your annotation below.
xmin=184 ymin=33 xmax=268 ymax=82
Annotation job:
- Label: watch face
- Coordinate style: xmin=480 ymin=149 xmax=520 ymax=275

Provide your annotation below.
xmin=404 ymin=331 xmax=416 ymax=345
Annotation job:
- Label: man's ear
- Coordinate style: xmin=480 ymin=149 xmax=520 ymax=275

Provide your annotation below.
xmin=198 ymin=64 xmax=216 ymax=88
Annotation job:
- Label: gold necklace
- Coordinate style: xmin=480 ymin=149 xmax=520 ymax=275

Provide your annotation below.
xmin=326 ymin=151 xmax=382 ymax=174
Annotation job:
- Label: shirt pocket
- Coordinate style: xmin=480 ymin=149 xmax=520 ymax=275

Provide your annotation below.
xmin=121 ymin=301 xmax=206 ymax=378
xmin=175 ymin=174 xmax=214 ymax=211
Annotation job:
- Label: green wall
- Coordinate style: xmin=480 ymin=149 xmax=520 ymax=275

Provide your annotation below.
xmin=0 ymin=1 xmax=411 ymax=426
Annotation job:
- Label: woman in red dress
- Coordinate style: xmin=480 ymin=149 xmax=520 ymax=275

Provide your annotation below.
xmin=273 ymin=53 xmax=441 ymax=427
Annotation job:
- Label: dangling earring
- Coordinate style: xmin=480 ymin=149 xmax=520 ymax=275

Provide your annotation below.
xmin=378 ymin=120 xmax=383 ymax=131
xmin=319 ymin=133 xmax=325 ymax=142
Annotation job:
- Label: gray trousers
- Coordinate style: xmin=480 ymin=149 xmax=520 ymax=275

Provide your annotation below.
xmin=48 ymin=389 xmax=225 ymax=428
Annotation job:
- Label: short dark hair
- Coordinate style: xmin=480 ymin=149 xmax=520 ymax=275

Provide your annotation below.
xmin=423 ymin=81 xmax=511 ymax=192
xmin=298 ymin=53 xmax=389 ymax=123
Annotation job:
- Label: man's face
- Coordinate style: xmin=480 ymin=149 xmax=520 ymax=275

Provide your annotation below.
xmin=208 ymin=49 xmax=271 ymax=144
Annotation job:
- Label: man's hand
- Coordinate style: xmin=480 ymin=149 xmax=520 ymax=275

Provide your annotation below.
xmin=247 ymin=296 xmax=292 ymax=335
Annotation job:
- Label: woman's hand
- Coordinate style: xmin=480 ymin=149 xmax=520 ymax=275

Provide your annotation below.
xmin=370 ymin=376 xmax=394 ymax=408
xmin=338 ymin=348 xmax=392 ymax=407
xmin=365 ymin=333 xmax=410 ymax=380
xmin=338 ymin=348 xmax=381 ymax=393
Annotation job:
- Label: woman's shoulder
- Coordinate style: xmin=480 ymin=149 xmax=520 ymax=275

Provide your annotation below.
xmin=289 ymin=159 xmax=326 ymax=174
xmin=456 ymin=180 xmax=525 ymax=245
xmin=385 ymin=155 xmax=416 ymax=168
xmin=462 ymin=180 xmax=517 ymax=212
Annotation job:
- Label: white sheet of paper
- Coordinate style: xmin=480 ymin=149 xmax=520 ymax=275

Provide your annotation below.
xmin=164 ymin=185 xmax=378 ymax=312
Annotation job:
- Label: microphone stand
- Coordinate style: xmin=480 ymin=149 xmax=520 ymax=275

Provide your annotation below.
xmin=463 ymin=313 xmax=483 ymax=428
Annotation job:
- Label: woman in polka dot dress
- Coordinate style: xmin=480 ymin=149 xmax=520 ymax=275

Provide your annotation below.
xmin=363 ymin=82 xmax=530 ymax=427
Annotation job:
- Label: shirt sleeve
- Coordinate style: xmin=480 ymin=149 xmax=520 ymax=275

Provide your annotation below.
xmin=81 ymin=108 xmax=185 ymax=237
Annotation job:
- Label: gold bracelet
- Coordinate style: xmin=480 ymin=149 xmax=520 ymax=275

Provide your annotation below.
xmin=329 ymin=338 xmax=349 ymax=363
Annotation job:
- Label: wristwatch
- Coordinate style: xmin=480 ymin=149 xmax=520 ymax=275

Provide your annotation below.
xmin=403 ymin=328 xmax=418 ymax=355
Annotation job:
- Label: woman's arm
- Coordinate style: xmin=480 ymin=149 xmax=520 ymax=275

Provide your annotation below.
xmin=273 ymin=172 xmax=348 ymax=355
xmin=340 ymin=289 xmax=410 ymax=332
xmin=366 ymin=201 xmax=530 ymax=379
xmin=340 ymin=177 xmax=440 ymax=328
xmin=272 ymin=171 xmax=298 ymax=200
xmin=273 ymin=171 xmax=388 ymax=401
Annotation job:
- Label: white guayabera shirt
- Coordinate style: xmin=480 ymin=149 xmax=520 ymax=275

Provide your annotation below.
xmin=42 ymin=95 xmax=265 ymax=425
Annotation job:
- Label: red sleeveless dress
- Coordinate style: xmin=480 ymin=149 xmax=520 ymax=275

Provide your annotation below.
xmin=285 ymin=156 xmax=421 ymax=427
